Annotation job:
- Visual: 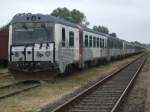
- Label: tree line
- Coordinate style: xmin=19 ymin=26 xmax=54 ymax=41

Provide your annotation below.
xmin=0 ymin=7 xmax=117 ymax=37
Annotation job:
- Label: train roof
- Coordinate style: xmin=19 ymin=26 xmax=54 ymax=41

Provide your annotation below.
xmin=107 ymin=35 xmax=123 ymax=42
xmin=11 ymin=13 xmax=110 ymax=37
xmin=11 ymin=13 xmax=79 ymax=28
xmin=11 ymin=13 xmax=134 ymax=43
xmin=82 ymin=27 xmax=108 ymax=37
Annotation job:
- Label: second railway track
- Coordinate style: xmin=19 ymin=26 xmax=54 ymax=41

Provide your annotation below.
xmin=0 ymin=74 xmax=11 ymax=80
xmin=49 ymin=54 xmax=147 ymax=112
xmin=0 ymin=81 xmax=40 ymax=99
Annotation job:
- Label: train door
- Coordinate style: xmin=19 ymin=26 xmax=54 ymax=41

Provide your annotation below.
xmin=79 ymin=30 xmax=84 ymax=68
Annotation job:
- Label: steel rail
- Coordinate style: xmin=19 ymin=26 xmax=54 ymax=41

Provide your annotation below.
xmin=51 ymin=53 xmax=147 ymax=112
xmin=110 ymin=54 xmax=147 ymax=112
xmin=0 ymin=81 xmax=40 ymax=99
xmin=0 ymin=74 xmax=10 ymax=79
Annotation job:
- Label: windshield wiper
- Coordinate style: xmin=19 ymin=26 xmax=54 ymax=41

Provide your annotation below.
xmin=22 ymin=24 xmax=28 ymax=29
xmin=22 ymin=24 xmax=33 ymax=36
xmin=41 ymin=24 xmax=49 ymax=37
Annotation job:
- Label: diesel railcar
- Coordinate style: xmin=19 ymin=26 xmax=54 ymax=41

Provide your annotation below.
xmin=8 ymin=13 xmax=145 ymax=80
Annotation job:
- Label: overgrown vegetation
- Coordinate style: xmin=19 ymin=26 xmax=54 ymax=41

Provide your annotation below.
xmin=93 ymin=25 xmax=109 ymax=34
xmin=51 ymin=8 xmax=89 ymax=26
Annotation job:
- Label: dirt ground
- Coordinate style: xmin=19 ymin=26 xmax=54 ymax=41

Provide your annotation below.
xmin=118 ymin=53 xmax=150 ymax=112
xmin=0 ymin=55 xmax=141 ymax=112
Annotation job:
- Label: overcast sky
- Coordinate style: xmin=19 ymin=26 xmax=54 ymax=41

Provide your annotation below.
xmin=0 ymin=0 xmax=150 ymax=43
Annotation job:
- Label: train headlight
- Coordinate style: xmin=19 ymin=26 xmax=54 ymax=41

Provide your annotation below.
xmin=31 ymin=16 xmax=36 ymax=21
xmin=45 ymin=51 xmax=50 ymax=57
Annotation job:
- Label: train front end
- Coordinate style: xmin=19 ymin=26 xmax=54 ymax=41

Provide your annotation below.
xmin=8 ymin=14 xmax=56 ymax=80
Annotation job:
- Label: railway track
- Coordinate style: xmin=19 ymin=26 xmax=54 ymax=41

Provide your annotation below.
xmin=0 ymin=74 xmax=11 ymax=79
xmin=50 ymin=54 xmax=147 ymax=112
xmin=0 ymin=71 xmax=9 ymax=75
xmin=0 ymin=81 xmax=40 ymax=99
xmin=0 ymin=71 xmax=12 ymax=80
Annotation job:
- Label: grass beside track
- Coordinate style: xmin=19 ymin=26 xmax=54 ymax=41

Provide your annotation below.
xmin=0 ymin=68 xmax=15 ymax=86
xmin=0 ymin=78 xmax=16 ymax=86
xmin=0 ymin=54 xmax=142 ymax=112
xmin=0 ymin=68 xmax=8 ymax=74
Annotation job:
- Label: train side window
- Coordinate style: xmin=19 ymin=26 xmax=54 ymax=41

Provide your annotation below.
xmin=114 ymin=40 xmax=116 ymax=48
xmin=62 ymin=28 xmax=65 ymax=47
xmin=116 ymin=40 xmax=117 ymax=48
xmin=106 ymin=39 xmax=108 ymax=48
xmin=89 ymin=36 xmax=92 ymax=48
xmin=115 ymin=40 xmax=117 ymax=48
xmin=100 ymin=38 xmax=102 ymax=48
xmin=114 ymin=40 xmax=115 ymax=48
xmin=116 ymin=40 xmax=118 ymax=48
xmin=102 ymin=39 xmax=104 ymax=48
xmin=93 ymin=37 xmax=96 ymax=48
xmin=108 ymin=39 xmax=110 ymax=48
xmin=85 ymin=35 xmax=88 ymax=47
xmin=103 ymin=39 xmax=105 ymax=48
xmin=112 ymin=39 xmax=114 ymax=48
xmin=99 ymin=38 xmax=101 ymax=48
xmin=105 ymin=39 xmax=107 ymax=48
xmin=97 ymin=37 xmax=99 ymax=48
xmin=104 ymin=39 xmax=106 ymax=48
xmin=69 ymin=31 xmax=74 ymax=47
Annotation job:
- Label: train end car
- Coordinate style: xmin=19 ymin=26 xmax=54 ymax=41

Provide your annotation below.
xmin=8 ymin=13 xmax=82 ymax=80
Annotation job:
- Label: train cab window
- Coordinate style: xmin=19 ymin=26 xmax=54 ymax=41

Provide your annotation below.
xmin=62 ymin=28 xmax=65 ymax=47
xmin=93 ymin=37 xmax=96 ymax=48
xmin=89 ymin=36 xmax=92 ymax=48
xmin=85 ymin=35 xmax=88 ymax=47
xmin=69 ymin=31 xmax=74 ymax=47
xmin=97 ymin=37 xmax=99 ymax=48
